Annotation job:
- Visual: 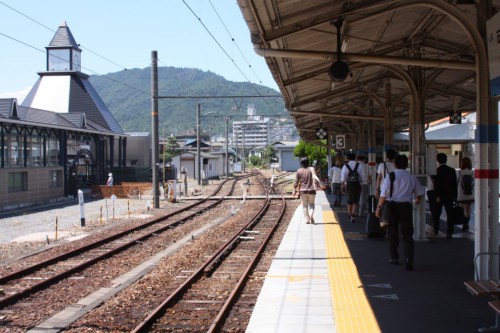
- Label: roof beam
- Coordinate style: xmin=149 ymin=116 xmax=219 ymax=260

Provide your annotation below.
xmin=255 ymin=48 xmax=475 ymax=70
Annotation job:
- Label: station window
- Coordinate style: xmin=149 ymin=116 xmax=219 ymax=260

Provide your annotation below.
xmin=46 ymin=137 xmax=60 ymax=166
xmin=49 ymin=170 xmax=63 ymax=188
xmin=8 ymin=172 xmax=27 ymax=192
xmin=27 ymin=136 xmax=43 ymax=167
xmin=6 ymin=135 xmax=23 ymax=167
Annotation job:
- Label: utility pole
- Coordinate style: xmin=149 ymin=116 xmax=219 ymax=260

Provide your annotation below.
xmin=151 ymin=50 xmax=159 ymax=209
xmin=225 ymin=117 xmax=229 ymax=178
xmin=196 ymin=103 xmax=201 ymax=185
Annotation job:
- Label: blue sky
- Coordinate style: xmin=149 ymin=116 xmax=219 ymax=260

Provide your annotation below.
xmin=0 ymin=0 xmax=279 ymax=101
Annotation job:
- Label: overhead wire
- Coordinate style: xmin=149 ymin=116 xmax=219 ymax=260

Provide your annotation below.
xmin=208 ymin=0 xmax=264 ymax=86
xmin=0 ymin=0 xmax=150 ymax=96
xmin=180 ymin=0 xmax=282 ymax=113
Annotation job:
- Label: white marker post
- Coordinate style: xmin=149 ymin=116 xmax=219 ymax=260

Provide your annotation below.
xmin=78 ymin=189 xmax=85 ymax=226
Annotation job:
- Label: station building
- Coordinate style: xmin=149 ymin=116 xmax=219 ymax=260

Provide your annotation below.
xmin=0 ymin=22 xmax=127 ymax=211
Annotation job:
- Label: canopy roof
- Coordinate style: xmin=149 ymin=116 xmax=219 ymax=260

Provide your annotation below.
xmin=237 ymin=0 xmax=498 ymax=143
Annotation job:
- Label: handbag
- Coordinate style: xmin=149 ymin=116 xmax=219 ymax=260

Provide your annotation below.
xmin=452 ymin=200 xmax=465 ymax=225
xmin=379 ymin=172 xmax=395 ymax=228
xmin=310 ymin=167 xmax=328 ymax=191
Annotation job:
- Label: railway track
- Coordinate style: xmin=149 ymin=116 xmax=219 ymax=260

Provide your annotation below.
xmin=130 ymin=172 xmax=287 ymax=332
xmin=0 ymin=174 xmax=254 ymax=331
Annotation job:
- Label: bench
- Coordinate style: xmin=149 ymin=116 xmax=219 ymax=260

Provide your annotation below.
xmin=464 ymin=280 xmax=500 ymax=332
xmin=464 ymin=280 xmax=500 ymax=297
xmin=489 ymin=300 xmax=500 ymax=315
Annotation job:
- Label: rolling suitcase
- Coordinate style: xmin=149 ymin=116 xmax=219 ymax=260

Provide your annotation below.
xmin=366 ymin=195 xmax=384 ymax=238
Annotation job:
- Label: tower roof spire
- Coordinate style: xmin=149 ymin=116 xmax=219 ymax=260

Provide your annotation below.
xmin=49 ymin=21 xmax=81 ymax=50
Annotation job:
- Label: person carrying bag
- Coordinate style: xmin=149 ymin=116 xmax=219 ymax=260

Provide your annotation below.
xmin=375 ymin=155 xmax=424 ymax=271
xmin=379 ymin=172 xmax=395 ymax=228
xmin=292 ymin=157 xmax=321 ymax=224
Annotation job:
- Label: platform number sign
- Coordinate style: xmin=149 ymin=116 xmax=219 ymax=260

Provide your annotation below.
xmin=335 ymin=134 xmax=346 ymax=149
xmin=315 ymin=127 xmax=327 ymax=140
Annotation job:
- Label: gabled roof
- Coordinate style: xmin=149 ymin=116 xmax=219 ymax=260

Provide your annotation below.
xmin=48 ymin=21 xmax=81 ymax=50
xmin=0 ymin=98 xmax=18 ymax=119
xmin=0 ymin=98 xmax=120 ymax=135
xmin=271 ymin=141 xmax=298 ymax=148
xmin=184 ymin=139 xmax=210 ymax=148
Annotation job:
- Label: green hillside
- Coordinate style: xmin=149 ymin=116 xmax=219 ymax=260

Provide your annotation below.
xmin=89 ymin=67 xmax=287 ymax=136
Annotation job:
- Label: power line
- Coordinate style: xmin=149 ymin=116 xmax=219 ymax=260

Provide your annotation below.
xmin=208 ymin=0 xmax=264 ymax=85
xmin=0 ymin=0 xmax=128 ymax=71
xmin=180 ymin=0 xmax=281 ymax=114
xmin=0 ymin=1 xmax=149 ymax=96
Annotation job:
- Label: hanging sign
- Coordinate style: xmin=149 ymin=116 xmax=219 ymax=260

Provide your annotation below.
xmin=315 ymin=127 xmax=327 ymax=140
xmin=335 ymin=134 xmax=346 ymax=149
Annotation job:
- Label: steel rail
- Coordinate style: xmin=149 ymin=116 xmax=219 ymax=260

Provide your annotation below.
xmin=0 ymin=175 xmax=250 ymax=309
xmin=207 ymin=172 xmax=287 ymax=332
xmin=131 ymin=171 xmax=275 ymax=333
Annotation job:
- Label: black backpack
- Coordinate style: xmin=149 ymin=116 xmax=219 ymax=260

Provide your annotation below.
xmin=461 ymin=173 xmax=474 ymax=195
xmin=346 ymin=163 xmax=360 ymax=183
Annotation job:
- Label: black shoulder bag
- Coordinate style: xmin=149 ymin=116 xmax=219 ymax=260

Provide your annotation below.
xmin=380 ymin=172 xmax=395 ymax=228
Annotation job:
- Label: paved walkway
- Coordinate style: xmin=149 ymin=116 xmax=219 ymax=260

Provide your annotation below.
xmin=247 ymin=191 xmax=494 ymax=333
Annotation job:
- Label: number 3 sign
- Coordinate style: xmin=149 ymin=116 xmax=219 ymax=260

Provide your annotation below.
xmin=335 ymin=134 xmax=346 ymax=149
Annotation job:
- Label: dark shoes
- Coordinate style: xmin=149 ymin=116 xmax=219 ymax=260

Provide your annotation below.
xmin=389 ymin=259 xmax=399 ymax=265
xmin=405 ymin=262 xmax=413 ymax=271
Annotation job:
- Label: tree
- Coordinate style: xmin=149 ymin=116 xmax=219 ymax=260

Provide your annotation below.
xmin=249 ymin=155 xmax=262 ymax=166
xmin=261 ymin=145 xmax=277 ymax=165
xmin=293 ymin=140 xmax=329 ymax=171
xmin=161 ymin=135 xmax=181 ymax=161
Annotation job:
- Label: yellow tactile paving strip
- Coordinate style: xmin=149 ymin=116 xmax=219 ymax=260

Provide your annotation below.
xmin=323 ymin=210 xmax=381 ymax=332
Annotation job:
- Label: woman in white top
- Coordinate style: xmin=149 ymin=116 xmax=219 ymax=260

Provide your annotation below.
xmin=457 ymin=157 xmax=474 ymax=231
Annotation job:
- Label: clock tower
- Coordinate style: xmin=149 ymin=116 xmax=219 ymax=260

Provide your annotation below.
xmin=46 ymin=21 xmax=82 ymax=72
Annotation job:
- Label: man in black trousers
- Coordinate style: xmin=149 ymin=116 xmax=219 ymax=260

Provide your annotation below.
xmin=433 ymin=153 xmax=458 ymax=238
xmin=375 ymin=155 xmax=424 ymax=271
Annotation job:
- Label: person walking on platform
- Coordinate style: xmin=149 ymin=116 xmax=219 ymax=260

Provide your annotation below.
xmin=375 ymin=155 xmax=424 ymax=271
xmin=357 ymin=155 xmax=370 ymax=217
xmin=341 ymin=153 xmax=365 ymax=223
xmin=292 ymin=157 xmax=321 ymax=224
xmin=375 ymin=149 xmax=396 ymax=199
xmin=328 ymin=160 xmax=343 ymax=207
xmin=433 ymin=153 xmax=458 ymax=238
xmin=457 ymin=156 xmax=474 ymax=232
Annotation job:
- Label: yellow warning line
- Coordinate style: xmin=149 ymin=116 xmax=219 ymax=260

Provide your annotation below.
xmin=323 ymin=210 xmax=381 ymax=332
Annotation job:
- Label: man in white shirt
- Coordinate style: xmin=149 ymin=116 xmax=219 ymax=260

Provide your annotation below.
xmin=375 ymin=154 xmax=424 ymax=271
xmin=328 ymin=160 xmax=343 ymax=207
xmin=375 ymin=149 xmax=396 ymax=198
xmin=341 ymin=153 xmax=366 ymax=223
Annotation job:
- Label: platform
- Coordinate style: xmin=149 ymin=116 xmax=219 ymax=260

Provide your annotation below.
xmin=246 ymin=191 xmax=494 ymax=333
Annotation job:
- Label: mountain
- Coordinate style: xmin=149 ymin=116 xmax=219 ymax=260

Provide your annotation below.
xmin=89 ymin=67 xmax=287 ymax=136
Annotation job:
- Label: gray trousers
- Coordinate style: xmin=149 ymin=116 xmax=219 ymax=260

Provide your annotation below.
xmin=358 ymin=184 xmax=369 ymax=216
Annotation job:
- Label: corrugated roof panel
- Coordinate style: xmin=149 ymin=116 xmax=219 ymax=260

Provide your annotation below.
xmin=20 ymin=106 xmax=74 ymax=127
xmin=0 ymin=98 xmax=15 ymax=118
xmin=76 ymin=78 xmax=123 ymax=133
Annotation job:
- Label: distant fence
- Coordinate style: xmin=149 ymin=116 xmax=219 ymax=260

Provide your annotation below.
xmin=92 ymin=182 xmax=153 ymax=199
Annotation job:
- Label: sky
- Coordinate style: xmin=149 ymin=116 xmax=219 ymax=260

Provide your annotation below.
xmin=0 ymin=0 xmax=279 ymax=101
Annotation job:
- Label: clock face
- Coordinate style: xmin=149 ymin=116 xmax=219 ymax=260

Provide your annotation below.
xmin=73 ymin=53 xmax=81 ymax=71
